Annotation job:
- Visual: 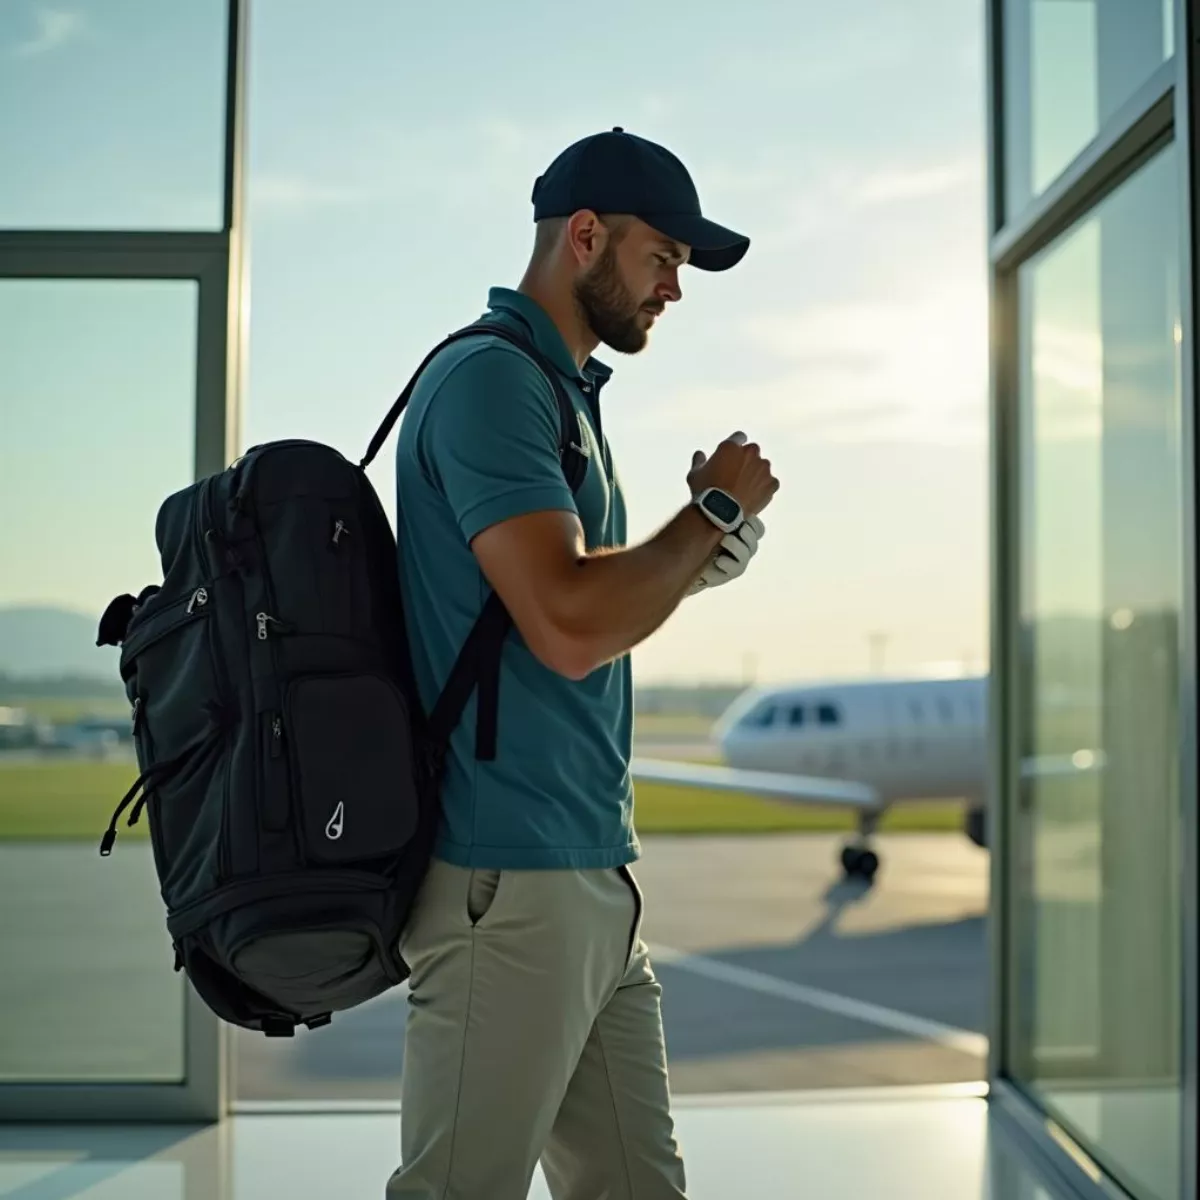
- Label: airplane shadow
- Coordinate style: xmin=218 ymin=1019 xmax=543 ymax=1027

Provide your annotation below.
xmin=651 ymin=877 xmax=988 ymax=1067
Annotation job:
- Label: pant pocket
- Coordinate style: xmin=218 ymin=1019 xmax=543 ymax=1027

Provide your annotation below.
xmin=617 ymin=865 xmax=644 ymax=966
xmin=466 ymin=867 xmax=504 ymax=927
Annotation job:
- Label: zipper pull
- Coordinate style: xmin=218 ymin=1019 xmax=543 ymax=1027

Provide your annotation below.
xmin=270 ymin=714 xmax=283 ymax=757
xmin=131 ymin=696 xmax=144 ymax=736
xmin=187 ymin=587 xmax=209 ymax=614
xmin=331 ymin=519 xmax=348 ymax=547
xmin=256 ymin=612 xmax=293 ymax=640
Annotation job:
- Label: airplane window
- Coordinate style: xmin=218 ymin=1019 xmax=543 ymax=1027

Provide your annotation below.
xmin=817 ymin=703 xmax=840 ymax=726
xmin=746 ymin=705 xmax=776 ymax=728
xmin=788 ymin=705 xmax=806 ymax=727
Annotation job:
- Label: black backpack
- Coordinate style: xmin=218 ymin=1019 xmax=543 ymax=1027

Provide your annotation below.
xmin=95 ymin=320 xmax=588 ymax=1037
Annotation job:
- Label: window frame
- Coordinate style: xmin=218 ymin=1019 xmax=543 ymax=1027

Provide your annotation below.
xmin=985 ymin=2 xmax=1198 ymax=1197
xmin=0 ymin=0 xmax=247 ymax=1125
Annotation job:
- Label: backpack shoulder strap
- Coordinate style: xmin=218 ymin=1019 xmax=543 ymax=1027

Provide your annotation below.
xmin=359 ymin=320 xmax=588 ymax=495
xmin=384 ymin=319 xmax=593 ymax=762
xmin=425 ymin=588 xmax=511 ymax=756
xmin=481 ymin=321 xmax=590 ymax=495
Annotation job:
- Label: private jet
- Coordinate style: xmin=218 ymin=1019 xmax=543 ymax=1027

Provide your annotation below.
xmin=631 ymin=672 xmax=1102 ymax=883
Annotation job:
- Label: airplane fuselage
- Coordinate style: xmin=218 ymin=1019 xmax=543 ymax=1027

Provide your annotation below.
xmin=715 ymin=674 xmax=988 ymax=808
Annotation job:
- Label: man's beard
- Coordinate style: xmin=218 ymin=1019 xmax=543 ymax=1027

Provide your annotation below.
xmin=573 ymin=244 xmax=659 ymax=354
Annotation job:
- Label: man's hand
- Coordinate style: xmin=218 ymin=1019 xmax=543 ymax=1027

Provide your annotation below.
xmin=687 ymin=431 xmax=779 ymax=517
xmin=685 ymin=516 xmax=765 ymax=597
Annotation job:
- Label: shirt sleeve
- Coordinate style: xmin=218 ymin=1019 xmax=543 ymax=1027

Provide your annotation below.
xmin=418 ymin=343 xmax=578 ymax=544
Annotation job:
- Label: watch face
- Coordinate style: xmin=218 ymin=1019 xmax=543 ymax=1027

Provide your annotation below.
xmin=703 ymin=489 xmax=741 ymax=524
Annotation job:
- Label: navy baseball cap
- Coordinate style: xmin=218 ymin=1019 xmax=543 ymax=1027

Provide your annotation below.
xmin=531 ymin=127 xmax=750 ymax=272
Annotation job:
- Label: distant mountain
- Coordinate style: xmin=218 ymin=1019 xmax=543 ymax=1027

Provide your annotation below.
xmin=0 ymin=606 xmax=119 ymax=680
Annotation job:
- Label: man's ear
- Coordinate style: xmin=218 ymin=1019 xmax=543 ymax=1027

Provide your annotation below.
xmin=565 ymin=209 xmax=605 ymax=266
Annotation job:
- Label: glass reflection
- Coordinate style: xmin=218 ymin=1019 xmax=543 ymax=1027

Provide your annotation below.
xmin=1009 ymin=144 xmax=1182 ymax=1200
xmin=1003 ymin=0 xmax=1174 ymax=217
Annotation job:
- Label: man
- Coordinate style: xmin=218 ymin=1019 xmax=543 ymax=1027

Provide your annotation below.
xmin=386 ymin=128 xmax=779 ymax=1199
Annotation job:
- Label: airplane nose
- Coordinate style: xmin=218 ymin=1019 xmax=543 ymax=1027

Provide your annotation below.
xmin=717 ymin=726 xmax=742 ymax=767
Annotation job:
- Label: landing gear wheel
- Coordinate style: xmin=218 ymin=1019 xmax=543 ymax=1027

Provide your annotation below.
xmin=856 ymin=849 xmax=879 ymax=883
xmin=839 ymin=846 xmax=880 ymax=883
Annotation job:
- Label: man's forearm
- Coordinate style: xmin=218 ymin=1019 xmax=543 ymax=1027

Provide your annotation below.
xmin=557 ymin=503 xmax=723 ymax=674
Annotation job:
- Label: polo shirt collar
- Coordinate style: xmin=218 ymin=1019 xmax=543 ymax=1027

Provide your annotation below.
xmin=487 ymin=286 xmax=613 ymax=387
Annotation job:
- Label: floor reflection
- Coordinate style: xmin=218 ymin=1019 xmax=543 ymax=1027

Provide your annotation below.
xmin=0 ymin=1094 xmax=1097 ymax=1199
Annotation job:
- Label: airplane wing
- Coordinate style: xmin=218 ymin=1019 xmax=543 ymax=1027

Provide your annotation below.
xmin=629 ymin=757 xmax=880 ymax=810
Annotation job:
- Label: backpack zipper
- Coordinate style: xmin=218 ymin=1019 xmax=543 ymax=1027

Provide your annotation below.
xmin=255 ymin=612 xmax=294 ymax=640
xmin=121 ymin=588 xmax=209 ymax=662
xmin=247 ymin=499 xmax=298 ymax=860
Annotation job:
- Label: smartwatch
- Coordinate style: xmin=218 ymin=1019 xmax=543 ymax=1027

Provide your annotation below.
xmin=693 ymin=487 xmax=744 ymax=534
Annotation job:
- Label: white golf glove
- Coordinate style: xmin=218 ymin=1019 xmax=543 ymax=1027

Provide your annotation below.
xmin=686 ymin=515 xmax=765 ymax=597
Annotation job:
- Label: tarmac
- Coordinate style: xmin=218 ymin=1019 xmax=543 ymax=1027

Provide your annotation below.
xmin=234 ymin=831 xmax=988 ymax=1101
xmin=0 ymin=832 xmax=988 ymax=1099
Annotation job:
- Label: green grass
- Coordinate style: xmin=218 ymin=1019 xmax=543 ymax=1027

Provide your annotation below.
xmin=0 ymin=761 xmax=146 ymax=842
xmin=633 ymin=712 xmax=717 ymax=737
xmin=0 ymin=758 xmax=965 ymax=841
xmin=632 ymin=781 xmax=964 ymax=834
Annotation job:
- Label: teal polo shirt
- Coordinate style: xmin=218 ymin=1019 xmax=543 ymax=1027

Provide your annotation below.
xmin=393 ymin=287 xmax=638 ymax=870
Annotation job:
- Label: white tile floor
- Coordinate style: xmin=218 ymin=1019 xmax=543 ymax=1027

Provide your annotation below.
xmin=0 ymin=1091 xmax=1076 ymax=1200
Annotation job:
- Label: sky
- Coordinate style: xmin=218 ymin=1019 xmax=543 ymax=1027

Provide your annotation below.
xmin=0 ymin=0 xmax=1047 ymax=685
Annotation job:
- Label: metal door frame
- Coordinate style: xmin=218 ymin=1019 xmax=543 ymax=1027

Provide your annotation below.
xmin=985 ymin=2 xmax=1198 ymax=1198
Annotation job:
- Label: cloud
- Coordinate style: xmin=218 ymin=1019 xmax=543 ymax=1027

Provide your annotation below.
xmin=739 ymin=148 xmax=986 ymax=257
xmin=249 ymin=113 xmax=601 ymax=225
xmin=853 ymin=157 xmax=983 ymax=205
xmin=630 ymin=282 xmax=990 ymax=447
xmin=11 ymin=6 xmax=83 ymax=57
xmin=296 ymin=113 xmax=582 ymax=214
xmin=250 ymin=174 xmax=375 ymax=212
xmin=715 ymin=27 xmax=918 ymax=93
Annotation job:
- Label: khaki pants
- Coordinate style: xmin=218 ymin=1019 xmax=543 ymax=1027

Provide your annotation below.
xmin=384 ymin=857 xmax=688 ymax=1199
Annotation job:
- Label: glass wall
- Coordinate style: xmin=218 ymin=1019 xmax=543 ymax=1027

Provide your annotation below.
xmin=0 ymin=0 xmax=229 ymax=230
xmin=1002 ymin=0 xmax=1174 ymax=215
xmin=0 ymin=0 xmax=243 ymax=1122
xmin=236 ymin=0 xmax=993 ymax=1106
xmin=1009 ymin=144 xmax=1183 ymax=1200
xmin=991 ymin=1 xmax=1195 ymax=1198
xmin=0 ymin=280 xmax=198 ymax=1083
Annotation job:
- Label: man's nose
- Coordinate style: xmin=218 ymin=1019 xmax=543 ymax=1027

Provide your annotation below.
xmin=657 ymin=270 xmax=682 ymax=304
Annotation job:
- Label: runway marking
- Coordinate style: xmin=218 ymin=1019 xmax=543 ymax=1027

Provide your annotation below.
xmin=648 ymin=942 xmax=988 ymax=1058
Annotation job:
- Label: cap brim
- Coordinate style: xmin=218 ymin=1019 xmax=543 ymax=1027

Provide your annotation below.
xmin=646 ymin=212 xmax=750 ymax=272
